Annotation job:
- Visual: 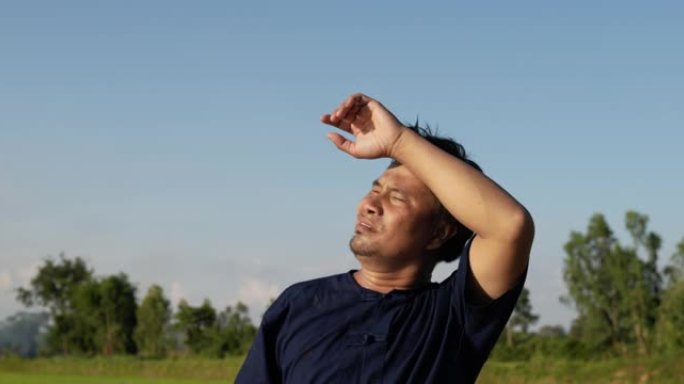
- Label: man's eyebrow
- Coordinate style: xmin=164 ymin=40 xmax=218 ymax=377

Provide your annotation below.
xmin=372 ymin=179 xmax=409 ymax=196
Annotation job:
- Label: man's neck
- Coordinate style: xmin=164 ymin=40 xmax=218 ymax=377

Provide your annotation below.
xmin=353 ymin=264 xmax=433 ymax=294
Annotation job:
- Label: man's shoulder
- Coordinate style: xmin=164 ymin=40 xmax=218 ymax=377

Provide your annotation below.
xmin=279 ymin=271 xmax=354 ymax=301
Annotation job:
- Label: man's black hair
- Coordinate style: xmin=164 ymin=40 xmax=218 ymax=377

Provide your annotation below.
xmin=389 ymin=121 xmax=483 ymax=263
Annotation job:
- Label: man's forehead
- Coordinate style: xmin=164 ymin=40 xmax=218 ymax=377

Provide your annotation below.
xmin=376 ymin=166 xmax=429 ymax=193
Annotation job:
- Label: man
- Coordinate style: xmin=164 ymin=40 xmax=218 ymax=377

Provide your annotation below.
xmin=236 ymin=93 xmax=534 ymax=383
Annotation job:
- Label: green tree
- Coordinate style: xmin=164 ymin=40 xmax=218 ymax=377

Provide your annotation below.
xmin=505 ymin=287 xmax=538 ymax=347
xmin=562 ymin=214 xmax=625 ymax=354
xmin=174 ymin=300 xmax=257 ymax=357
xmin=135 ymin=285 xmax=171 ymax=358
xmin=656 ymin=237 xmax=684 ymax=351
xmin=175 ymin=299 xmax=217 ymax=355
xmin=213 ymin=302 xmax=257 ymax=356
xmin=656 ymin=282 xmax=684 ymax=351
xmin=72 ymin=274 xmax=138 ymax=355
xmin=562 ymin=212 xmax=663 ymax=356
xmin=624 ymin=211 xmax=662 ymax=355
xmin=663 ymin=237 xmax=684 ymax=286
xmin=16 ymin=254 xmax=93 ymax=354
xmin=536 ymin=325 xmax=565 ymax=338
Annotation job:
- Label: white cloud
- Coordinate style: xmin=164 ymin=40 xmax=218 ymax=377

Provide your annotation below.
xmin=169 ymin=282 xmax=186 ymax=307
xmin=237 ymin=277 xmax=281 ymax=313
xmin=17 ymin=262 xmax=40 ymax=285
xmin=0 ymin=271 xmax=13 ymax=291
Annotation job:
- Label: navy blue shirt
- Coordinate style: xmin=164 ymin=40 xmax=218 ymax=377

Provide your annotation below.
xmin=237 ymin=241 xmax=524 ymax=383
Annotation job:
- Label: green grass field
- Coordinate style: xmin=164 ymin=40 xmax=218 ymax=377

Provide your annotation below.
xmin=0 ymin=372 xmax=226 ymax=384
xmin=0 ymin=356 xmax=242 ymax=383
xmin=1 ymin=354 xmax=683 ymax=383
xmin=478 ymin=354 xmax=684 ymax=384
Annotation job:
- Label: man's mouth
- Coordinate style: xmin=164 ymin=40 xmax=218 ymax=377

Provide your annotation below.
xmin=355 ymin=220 xmax=374 ymax=233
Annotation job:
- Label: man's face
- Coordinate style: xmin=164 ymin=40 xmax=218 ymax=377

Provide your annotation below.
xmin=350 ymin=165 xmax=441 ymax=264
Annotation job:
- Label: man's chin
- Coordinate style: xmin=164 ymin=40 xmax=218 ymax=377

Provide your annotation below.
xmin=349 ymin=237 xmax=378 ymax=258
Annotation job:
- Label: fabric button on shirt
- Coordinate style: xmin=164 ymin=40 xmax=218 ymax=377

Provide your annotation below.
xmin=236 ymin=240 xmax=525 ymax=384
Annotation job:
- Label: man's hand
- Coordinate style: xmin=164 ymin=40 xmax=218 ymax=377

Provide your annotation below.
xmin=321 ymin=93 xmax=406 ymax=159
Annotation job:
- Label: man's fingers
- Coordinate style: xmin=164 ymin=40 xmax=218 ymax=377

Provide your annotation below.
xmin=327 ymin=132 xmax=355 ymax=156
xmin=331 ymin=94 xmax=368 ymax=123
xmin=321 ymin=114 xmax=353 ymax=133
xmin=330 ymin=98 xmax=353 ymax=122
xmin=343 ymin=95 xmax=368 ymax=121
xmin=324 ymin=93 xmax=374 ymax=136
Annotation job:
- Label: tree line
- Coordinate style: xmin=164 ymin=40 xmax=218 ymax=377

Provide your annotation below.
xmin=494 ymin=210 xmax=684 ymax=360
xmin=3 ymin=209 xmax=684 ymax=360
xmin=4 ymin=255 xmax=256 ymax=358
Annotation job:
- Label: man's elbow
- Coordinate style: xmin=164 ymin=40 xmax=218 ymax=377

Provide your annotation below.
xmin=503 ymin=206 xmax=535 ymax=245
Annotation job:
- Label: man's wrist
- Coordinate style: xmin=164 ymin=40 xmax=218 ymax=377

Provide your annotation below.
xmin=387 ymin=126 xmax=416 ymax=162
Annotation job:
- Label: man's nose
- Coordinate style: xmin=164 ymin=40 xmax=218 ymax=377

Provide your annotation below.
xmin=364 ymin=195 xmax=383 ymax=215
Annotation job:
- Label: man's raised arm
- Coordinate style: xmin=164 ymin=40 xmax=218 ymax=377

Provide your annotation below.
xmin=321 ymin=93 xmax=534 ymax=300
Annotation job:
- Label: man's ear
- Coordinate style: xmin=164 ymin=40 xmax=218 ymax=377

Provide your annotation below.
xmin=426 ymin=221 xmax=457 ymax=250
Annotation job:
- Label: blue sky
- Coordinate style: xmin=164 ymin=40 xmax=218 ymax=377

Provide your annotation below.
xmin=1 ymin=1 xmax=682 ymax=328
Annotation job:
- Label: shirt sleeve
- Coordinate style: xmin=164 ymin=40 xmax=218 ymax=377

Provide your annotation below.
xmin=235 ymin=293 xmax=289 ymax=384
xmin=449 ymin=236 xmax=527 ymax=352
